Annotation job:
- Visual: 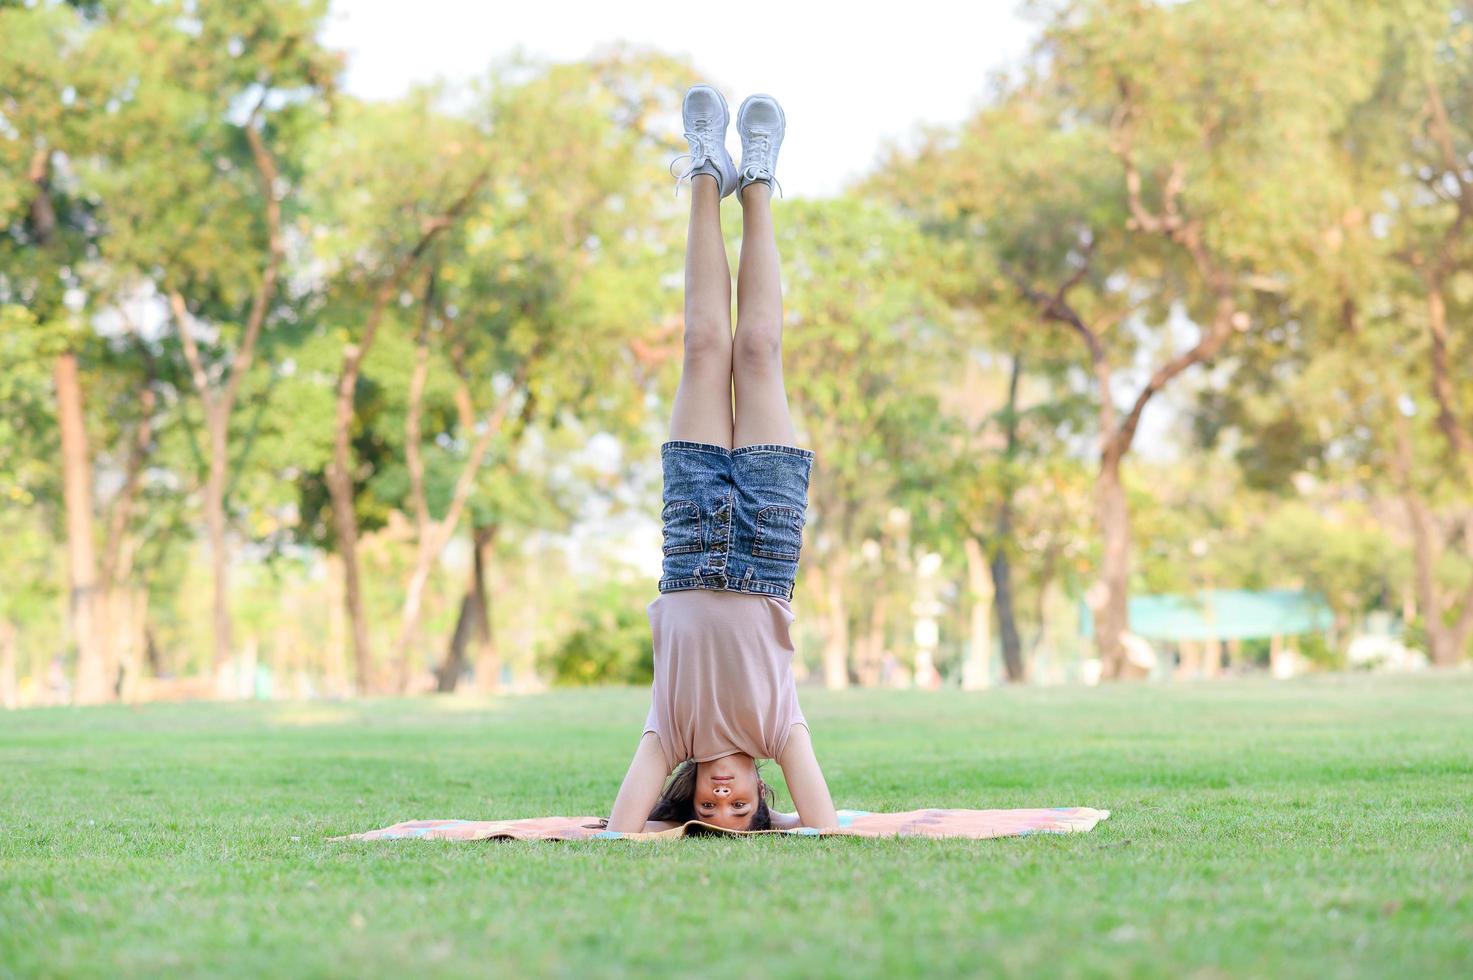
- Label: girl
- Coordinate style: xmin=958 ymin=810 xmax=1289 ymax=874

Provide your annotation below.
xmin=605 ymin=85 xmax=840 ymax=834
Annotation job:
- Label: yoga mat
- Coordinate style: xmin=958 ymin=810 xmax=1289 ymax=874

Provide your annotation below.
xmin=332 ymin=807 xmax=1110 ymax=842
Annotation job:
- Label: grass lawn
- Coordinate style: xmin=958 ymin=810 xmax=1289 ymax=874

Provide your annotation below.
xmin=2 ymin=673 xmax=1470 ymax=978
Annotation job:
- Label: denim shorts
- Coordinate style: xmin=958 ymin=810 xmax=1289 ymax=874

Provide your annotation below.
xmin=658 ymin=440 xmax=815 ymax=600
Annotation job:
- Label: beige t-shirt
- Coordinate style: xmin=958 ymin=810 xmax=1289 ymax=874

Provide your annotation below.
xmin=642 ymin=589 xmax=808 ymax=771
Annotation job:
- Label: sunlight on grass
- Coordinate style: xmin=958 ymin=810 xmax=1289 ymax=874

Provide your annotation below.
xmin=1 ymin=674 xmax=1470 ymax=979
xmin=267 ymin=704 xmax=360 ymax=727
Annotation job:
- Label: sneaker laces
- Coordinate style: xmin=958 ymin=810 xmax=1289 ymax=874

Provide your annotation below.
xmin=668 ymin=124 xmax=722 ymax=199
xmin=740 ymin=131 xmax=783 ymax=199
xmin=741 ymin=165 xmax=784 ymax=200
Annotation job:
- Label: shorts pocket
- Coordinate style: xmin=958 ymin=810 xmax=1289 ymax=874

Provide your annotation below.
xmin=753 ymin=505 xmax=803 ymax=560
xmin=661 ymin=500 xmax=704 ymax=555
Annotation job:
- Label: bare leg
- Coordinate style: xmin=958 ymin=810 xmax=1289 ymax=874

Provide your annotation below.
xmin=669 ymin=174 xmax=734 ymax=448
xmin=733 ymin=181 xmax=797 ymax=447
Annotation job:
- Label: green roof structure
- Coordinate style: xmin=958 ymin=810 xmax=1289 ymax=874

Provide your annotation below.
xmin=1079 ymin=589 xmax=1334 ymax=641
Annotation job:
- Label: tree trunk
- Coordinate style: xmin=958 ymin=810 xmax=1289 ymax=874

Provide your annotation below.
xmin=1405 ymin=491 xmax=1457 ymax=666
xmin=240 ymin=633 xmax=259 ymax=699
xmin=116 ymin=587 xmax=149 ymax=703
xmin=203 ymin=417 xmax=233 ymax=677
xmin=274 ymin=623 xmax=295 ymax=700
xmin=818 ymin=555 xmax=851 ymax=690
xmin=97 ymin=378 xmax=154 ymax=699
xmin=101 ymin=586 xmax=127 ymax=700
xmin=438 ymin=590 xmax=477 ymax=693
xmin=962 ymin=536 xmax=994 ymax=690
xmin=850 ymin=591 xmax=888 ymax=687
xmin=989 ymin=540 xmax=1024 ymax=683
xmin=144 ymin=625 xmax=163 ymax=678
xmin=54 ymin=351 xmax=108 ymax=704
xmin=326 ymin=175 xmax=489 ymax=695
xmin=1 ymin=620 xmax=17 ymax=710
xmin=324 ymin=553 xmax=349 ymax=696
xmin=166 ymin=109 xmax=283 ymax=686
xmin=991 ymin=351 xmax=1026 ymax=682
xmin=471 ymin=527 xmax=500 ymax=693
xmin=395 ymin=543 xmax=437 ymax=694
xmin=438 ymin=524 xmax=498 ymax=693
xmin=1094 ymin=452 xmax=1131 ymax=679
xmin=1391 ymin=407 xmax=1469 ymax=666
xmin=327 ymin=375 xmax=374 ymax=694
xmin=395 ymin=386 xmax=521 ymax=692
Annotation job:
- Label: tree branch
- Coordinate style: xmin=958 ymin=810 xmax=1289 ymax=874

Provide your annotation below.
xmin=425 ymin=356 xmax=535 ymax=558
xmin=342 ymin=167 xmax=492 ymax=382
xmin=1110 ymin=295 xmax=1237 ymax=462
xmin=100 ymin=337 xmax=158 ymax=594
xmin=168 ymin=290 xmax=217 ymax=420
xmin=1111 ymin=85 xmax=1227 ymax=293
xmin=1103 ymin=82 xmax=1244 ymax=463
xmin=220 ymin=96 xmax=285 ymax=419
xmin=405 ymin=269 xmax=436 ymax=533
xmin=1005 ymin=249 xmax=1106 ymax=368
xmin=1425 ymin=77 xmax=1472 ymax=234
xmin=1425 ymin=284 xmax=1473 ymax=473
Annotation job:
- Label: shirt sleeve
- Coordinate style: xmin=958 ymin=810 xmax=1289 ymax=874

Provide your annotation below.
xmin=772 ymin=678 xmax=808 ymax=760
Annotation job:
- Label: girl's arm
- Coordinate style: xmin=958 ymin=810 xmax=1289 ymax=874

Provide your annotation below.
xmin=767 ymin=808 xmax=803 ymax=830
xmin=776 ymin=723 xmax=840 ymax=830
xmin=606 ymin=731 xmax=673 ymax=834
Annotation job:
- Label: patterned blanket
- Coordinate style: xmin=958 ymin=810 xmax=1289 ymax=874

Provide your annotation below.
xmin=332 ymin=807 xmax=1110 ymax=842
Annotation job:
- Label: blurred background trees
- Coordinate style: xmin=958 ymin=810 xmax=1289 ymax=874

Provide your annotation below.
xmin=2 ymin=0 xmax=1469 ymax=702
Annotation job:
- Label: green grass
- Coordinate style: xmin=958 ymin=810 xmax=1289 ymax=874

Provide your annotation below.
xmin=1 ymin=674 xmax=1470 ymax=978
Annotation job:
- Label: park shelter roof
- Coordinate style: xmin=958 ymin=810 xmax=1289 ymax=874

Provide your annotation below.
xmin=1079 ymin=589 xmax=1333 ymax=642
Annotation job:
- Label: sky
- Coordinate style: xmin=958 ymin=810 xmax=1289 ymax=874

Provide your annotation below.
xmin=321 ymin=0 xmax=1040 ymax=199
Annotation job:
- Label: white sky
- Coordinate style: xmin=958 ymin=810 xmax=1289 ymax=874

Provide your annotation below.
xmin=322 ymin=0 xmax=1040 ymax=199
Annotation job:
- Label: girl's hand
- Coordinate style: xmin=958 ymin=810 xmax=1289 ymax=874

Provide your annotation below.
xmin=767 ymin=809 xmax=803 ymax=831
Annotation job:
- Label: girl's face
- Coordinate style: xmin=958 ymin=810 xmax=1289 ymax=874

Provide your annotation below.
xmin=693 ymin=754 xmax=761 ymax=830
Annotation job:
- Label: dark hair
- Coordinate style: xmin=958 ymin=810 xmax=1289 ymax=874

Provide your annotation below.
xmin=648 ymin=759 xmax=775 ymax=831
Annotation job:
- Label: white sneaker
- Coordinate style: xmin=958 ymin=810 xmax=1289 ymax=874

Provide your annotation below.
xmin=735 ymin=94 xmax=785 ymax=198
xmin=670 ymin=84 xmax=738 ymax=198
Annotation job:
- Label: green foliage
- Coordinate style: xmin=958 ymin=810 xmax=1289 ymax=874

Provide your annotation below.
xmin=0 ymin=307 xmax=61 ymax=507
xmin=770 ymin=196 xmax=955 ymax=548
xmin=544 ymin=580 xmax=654 ymax=686
xmin=4 ymin=0 xmax=1473 ymax=687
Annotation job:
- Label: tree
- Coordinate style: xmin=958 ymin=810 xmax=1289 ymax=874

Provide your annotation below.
xmin=766 ymin=196 xmax=954 ymax=687
xmin=1 ymin=1 xmax=185 ymax=701
xmin=399 ymin=50 xmax=686 ymax=691
xmin=882 ymin=0 xmax=1397 ymax=676
xmin=298 ymin=89 xmax=489 ymax=692
xmin=58 ymin=1 xmax=341 ymax=679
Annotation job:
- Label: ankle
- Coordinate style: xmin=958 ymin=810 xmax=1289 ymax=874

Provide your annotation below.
xmin=739 ymin=180 xmax=772 ymax=204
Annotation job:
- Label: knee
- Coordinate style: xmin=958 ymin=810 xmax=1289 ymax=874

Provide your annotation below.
xmin=733 ymin=327 xmax=782 ymax=375
xmin=682 ymin=320 xmax=730 ymax=368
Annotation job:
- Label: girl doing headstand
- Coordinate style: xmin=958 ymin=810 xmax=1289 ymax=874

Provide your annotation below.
xmin=605 ymin=85 xmax=840 ymax=833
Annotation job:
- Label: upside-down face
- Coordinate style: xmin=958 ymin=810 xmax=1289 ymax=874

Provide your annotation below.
xmin=693 ymin=754 xmax=761 ymax=830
